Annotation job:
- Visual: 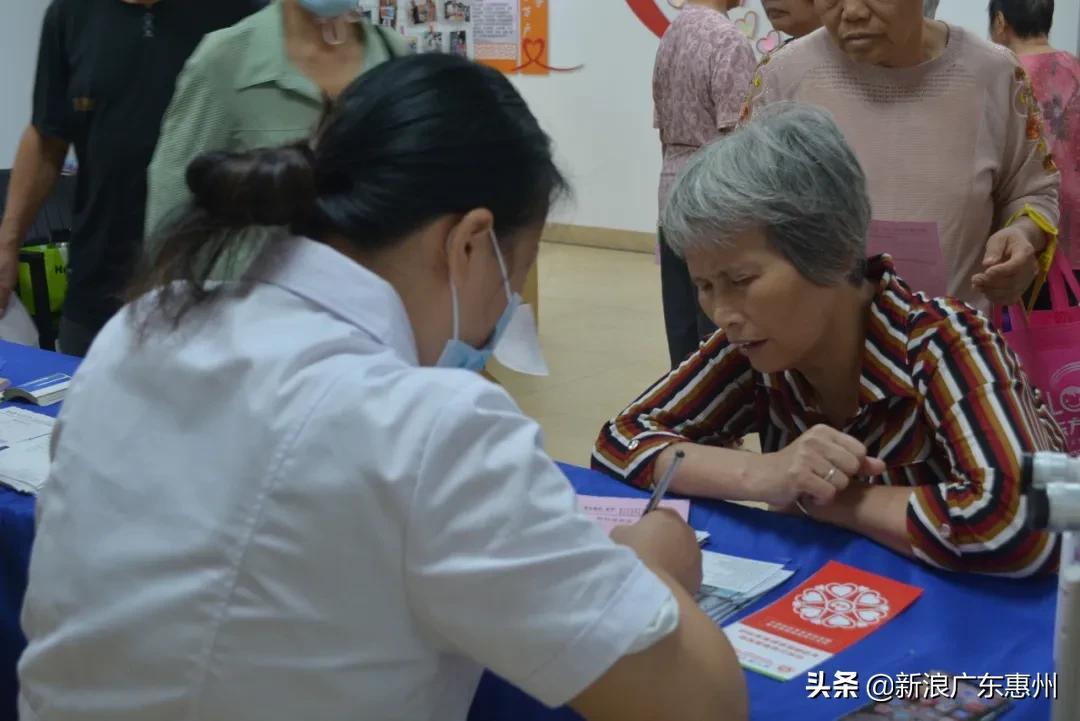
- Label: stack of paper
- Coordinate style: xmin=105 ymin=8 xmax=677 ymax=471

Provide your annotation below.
xmin=697 ymin=551 xmax=795 ymax=626
xmin=2 ymin=373 xmax=71 ymax=407
xmin=0 ymin=407 xmax=55 ymax=494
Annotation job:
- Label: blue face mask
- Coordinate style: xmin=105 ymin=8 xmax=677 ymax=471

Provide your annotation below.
xmin=298 ymin=0 xmax=359 ymax=18
xmin=436 ymin=231 xmax=527 ymax=373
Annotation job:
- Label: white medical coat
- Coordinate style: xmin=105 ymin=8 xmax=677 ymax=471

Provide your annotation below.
xmin=17 ymin=237 xmax=674 ymax=721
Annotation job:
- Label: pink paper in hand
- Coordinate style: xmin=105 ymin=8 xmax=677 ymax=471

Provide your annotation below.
xmin=866 ymin=220 xmax=948 ymax=299
xmin=577 ymin=495 xmax=691 ymax=534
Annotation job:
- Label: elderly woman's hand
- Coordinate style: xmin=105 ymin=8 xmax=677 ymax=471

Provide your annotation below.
xmin=753 ymin=425 xmax=886 ymax=508
xmin=972 ymin=223 xmax=1042 ymax=305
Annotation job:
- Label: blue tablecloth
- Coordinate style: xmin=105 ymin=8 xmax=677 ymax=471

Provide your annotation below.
xmin=0 ymin=342 xmax=78 ymax=720
xmin=470 ymin=466 xmax=1056 ymax=721
xmin=0 ymin=341 xmax=1056 ymax=721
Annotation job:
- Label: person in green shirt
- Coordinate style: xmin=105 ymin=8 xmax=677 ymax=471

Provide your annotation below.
xmin=145 ymin=0 xmax=409 ymax=244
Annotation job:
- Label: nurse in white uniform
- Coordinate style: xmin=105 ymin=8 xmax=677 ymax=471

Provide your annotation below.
xmin=18 ymin=55 xmax=747 ymax=721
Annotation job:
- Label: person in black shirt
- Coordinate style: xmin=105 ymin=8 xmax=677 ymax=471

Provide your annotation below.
xmin=0 ymin=0 xmax=262 ymax=356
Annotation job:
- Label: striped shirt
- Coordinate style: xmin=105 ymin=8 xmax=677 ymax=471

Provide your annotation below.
xmin=593 ymin=256 xmax=1065 ymax=577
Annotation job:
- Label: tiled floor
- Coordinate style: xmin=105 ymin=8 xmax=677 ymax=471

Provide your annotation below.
xmin=489 ymin=242 xmax=670 ymax=466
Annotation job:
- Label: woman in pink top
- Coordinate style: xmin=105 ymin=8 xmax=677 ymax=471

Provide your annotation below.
xmin=654 ymin=0 xmax=756 ymax=368
xmin=991 ymin=0 xmax=1079 ymax=272
xmin=744 ymin=0 xmax=1061 ymax=312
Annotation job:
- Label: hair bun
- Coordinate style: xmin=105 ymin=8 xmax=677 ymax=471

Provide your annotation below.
xmin=186 ymin=145 xmax=316 ymax=227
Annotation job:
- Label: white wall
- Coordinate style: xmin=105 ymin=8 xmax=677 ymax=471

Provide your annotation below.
xmin=515 ymin=0 xmax=1080 ymax=235
xmin=509 ymin=0 xmax=664 ymax=233
xmin=0 ymin=0 xmax=50 ymax=168
xmin=3 ymin=0 xmax=1075 ymax=222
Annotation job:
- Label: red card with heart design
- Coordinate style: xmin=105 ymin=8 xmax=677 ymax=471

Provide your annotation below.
xmin=724 ymin=561 xmax=922 ymax=680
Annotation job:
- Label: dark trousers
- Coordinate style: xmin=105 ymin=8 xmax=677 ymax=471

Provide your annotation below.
xmin=659 ymin=231 xmax=717 ymax=369
xmin=57 ymin=316 xmax=101 ymax=357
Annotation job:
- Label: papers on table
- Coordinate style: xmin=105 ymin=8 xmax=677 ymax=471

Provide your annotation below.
xmin=577 ymin=494 xmax=710 ymax=546
xmin=0 ymin=436 xmax=52 ymax=495
xmin=2 ymin=373 xmax=71 ymax=407
xmin=576 ymin=494 xmax=795 ymax=625
xmin=577 ymin=494 xmax=690 ymax=533
xmin=697 ymin=551 xmax=795 ymax=627
xmin=0 ymin=406 xmax=55 ymax=445
xmin=0 ymin=407 xmax=55 ymax=494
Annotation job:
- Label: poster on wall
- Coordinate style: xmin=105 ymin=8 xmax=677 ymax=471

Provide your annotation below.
xmin=626 ymin=0 xmax=788 ymax=58
xmin=473 ymin=0 xmax=519 ymax=71
xmin=513 ymin=0 xmax=551 ymax=74
xmin=362 ymin=0 xmax=574 ymax=75
xmin=462 ymin=0 xmax=561 ymax=74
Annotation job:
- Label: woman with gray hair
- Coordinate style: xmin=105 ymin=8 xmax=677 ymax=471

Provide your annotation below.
xmin=593 ymin=105 xmax=1066 ymax=578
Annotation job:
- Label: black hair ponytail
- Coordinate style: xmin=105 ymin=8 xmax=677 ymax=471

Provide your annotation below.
xmin=134 ymin=54 xmax=567 ymax=328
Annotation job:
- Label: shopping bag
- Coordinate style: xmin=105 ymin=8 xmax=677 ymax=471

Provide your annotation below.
xmin=16 ymin=242 xmax=68 ymax=351
xmin=995 ymin=251 xmax=1080 ymax=454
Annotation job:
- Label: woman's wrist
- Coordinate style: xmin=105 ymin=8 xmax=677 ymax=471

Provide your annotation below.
xmin=1012 ymin=216 xmax=1047 ymax=253
xmin=802 ymin=483 xmax=916 ymax=558
xmin=655 ymin=442 xmax=760 ymax=502
xmin=804 ymin=483 xmax=864 ymax=528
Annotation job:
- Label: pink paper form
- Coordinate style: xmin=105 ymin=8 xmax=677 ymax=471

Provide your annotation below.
xmin=577 ymin=495 xmax=691 ymax=534
xmin=866 ymin=220 xmax=948 ymax=299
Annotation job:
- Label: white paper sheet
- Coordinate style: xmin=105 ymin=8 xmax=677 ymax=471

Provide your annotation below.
xmin=577 ymin=494 xmax=690 ymax=533
xmin=701 ymin=551 xmax=787 ymax=594
xmin=0 ymin=407 xmax=55 ymax=446
xmin=696 ymin=551 xmax=795 ymax=627
xmin=0 ymin=435 xmax=52 ymax=494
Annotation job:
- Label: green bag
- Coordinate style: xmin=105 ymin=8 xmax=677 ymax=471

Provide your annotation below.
xmin=17 ymin=243 xmax=68 ymax=316
xmin=17 ymin=242 xmax=68 ymax=350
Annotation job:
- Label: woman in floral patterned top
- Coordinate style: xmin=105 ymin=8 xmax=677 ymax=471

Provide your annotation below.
xmin=991 ymin=0 xmax=1079 ymax=271
xmin=653 ymin=1 xmax=756 ymax=368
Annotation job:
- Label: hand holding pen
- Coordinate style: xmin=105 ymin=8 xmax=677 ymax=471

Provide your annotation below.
xmin=621 ymin=450 xmax=699 ymax=591
xmin=644 ymin=449 xmax=685 ymax=516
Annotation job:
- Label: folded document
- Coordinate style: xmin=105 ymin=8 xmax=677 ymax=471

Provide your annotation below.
xmin=697 ymin=551 xmax=795 ymax=626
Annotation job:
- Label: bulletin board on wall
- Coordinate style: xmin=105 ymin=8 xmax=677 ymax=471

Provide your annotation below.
xmin=360 ymin=0 xmax=562 ymax=74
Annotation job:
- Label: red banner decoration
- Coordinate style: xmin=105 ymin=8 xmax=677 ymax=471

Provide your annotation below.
xmin=625 ymin=0 xmax=671 ymax=38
